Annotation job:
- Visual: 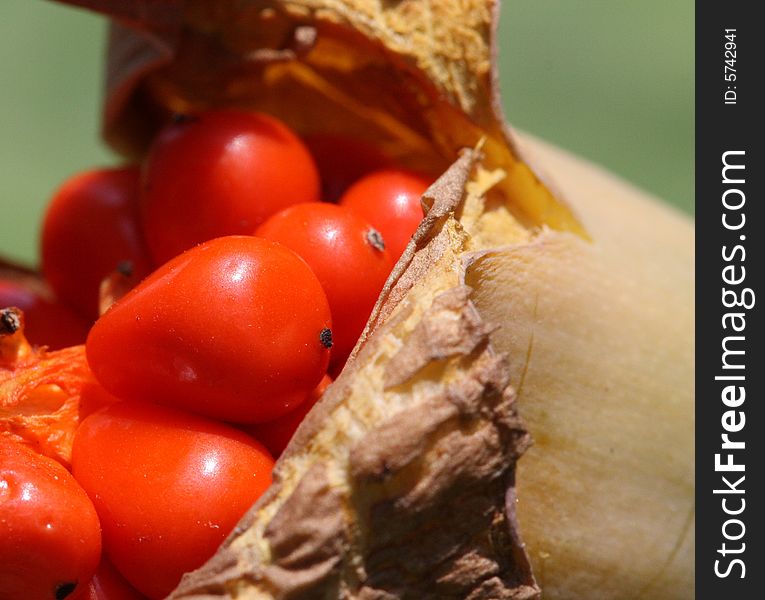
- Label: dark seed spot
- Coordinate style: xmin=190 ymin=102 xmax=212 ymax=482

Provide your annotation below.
xmin=172 ymin=113 xmax=196 ymax=125
xmin=116 ymin=260 xmax=134 ymax=277
xmin=0 ymin=308 xmax=21 ymax=334
xmin=366 ymin=228 xmax=385 ymax=252
xmin=55 ymin=582 xmax=77 ymax=600
xmin=320 ymin=328 xmax=333 ymax=349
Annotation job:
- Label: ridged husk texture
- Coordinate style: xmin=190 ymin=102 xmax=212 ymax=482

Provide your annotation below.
xmin=51 ymin=1 xmax=694 ymax=598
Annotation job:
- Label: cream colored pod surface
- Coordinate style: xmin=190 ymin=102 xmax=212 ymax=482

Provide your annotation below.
xmin=469 ymin=136 xmax=694 ymax=600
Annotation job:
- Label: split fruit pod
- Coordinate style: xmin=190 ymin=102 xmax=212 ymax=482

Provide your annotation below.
xmin=50 ymin=0 xmax=694 ymax=598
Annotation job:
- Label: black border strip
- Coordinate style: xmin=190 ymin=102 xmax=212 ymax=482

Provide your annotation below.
xmin=696 ymin=2 xmax=763 ymax=597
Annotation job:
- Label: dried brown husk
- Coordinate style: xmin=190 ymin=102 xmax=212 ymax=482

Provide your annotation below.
xmin=49 ymin=1 xmax=694 ymax=598
xmin=65 ymin=0 xmax=584 ymax=236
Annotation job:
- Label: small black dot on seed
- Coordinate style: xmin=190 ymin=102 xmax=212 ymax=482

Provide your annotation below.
xmin=320 ymin=328 xmax=333 ymax=349
xmin=172 ymin=113 xmax=197 ymax=125
xmin=366 ymin=229 xmax=385 ymax=252
xmin=55 ymin=582 xmax=77 ymax=600
xmin=116 ymin=260 xmax=134 ymax=277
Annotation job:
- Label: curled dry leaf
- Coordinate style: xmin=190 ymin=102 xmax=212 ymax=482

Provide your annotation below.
xmin=47 ymin=0 xmax=694 ymax=598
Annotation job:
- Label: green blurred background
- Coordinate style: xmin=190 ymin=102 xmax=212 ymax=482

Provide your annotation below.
xmin=1 ymin=0 xmax=693 ymax=266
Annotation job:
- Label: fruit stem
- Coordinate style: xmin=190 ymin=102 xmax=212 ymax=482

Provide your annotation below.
xmin=0 ymin=307 xmax=35 ymax=369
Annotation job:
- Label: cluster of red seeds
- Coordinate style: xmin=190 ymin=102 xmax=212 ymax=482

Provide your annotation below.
xmin=0 ymin=109 xmax=431 ymax=600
